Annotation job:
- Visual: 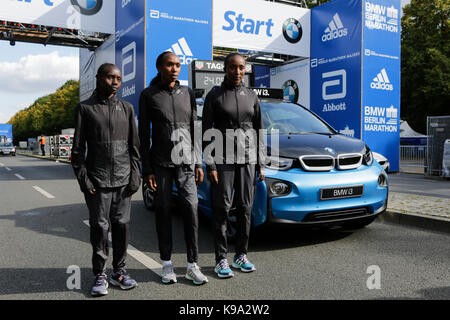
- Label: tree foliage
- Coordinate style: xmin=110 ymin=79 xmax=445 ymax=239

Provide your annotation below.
xmin=401 ymin=0 xmax=450 ymax=134
xmin=7 ymin=80 xmax=79 ymax=143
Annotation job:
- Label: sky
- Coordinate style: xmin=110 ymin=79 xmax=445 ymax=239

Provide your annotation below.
xmin=0 ymin=0 xmax=412 ymax=124
xmin=0 ymin=42 xmax=79 ymax=123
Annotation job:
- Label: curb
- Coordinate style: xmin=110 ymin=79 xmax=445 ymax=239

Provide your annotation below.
xmin=378 ymin=210 xmax=450 ymax=234
xmin=16 ymin=152 xmax=71 ymax=164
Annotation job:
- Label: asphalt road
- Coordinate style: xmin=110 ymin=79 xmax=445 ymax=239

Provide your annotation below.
xmin=0 ymin=155 xmax=449 ymax=300
xmin=388 ymin=172 xmax=450 ymax=198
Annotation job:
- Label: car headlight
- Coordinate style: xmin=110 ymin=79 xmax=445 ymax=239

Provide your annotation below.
xmin=363 ymin=145 xmax=373 ymax=166
xmin=378 ymin=171 xmax=388 ymax=188
xmin=265 ymin=155 xmax=294 ymax=171
xmin=266 ymin=178 xmax=292 ymax=197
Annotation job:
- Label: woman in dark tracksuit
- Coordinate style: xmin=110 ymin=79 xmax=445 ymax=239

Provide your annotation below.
xmin=138 ymin=52 xmax=208 ymax=286
xmin=202 ymin=53 xmax=265 ymax=279
xmin=72 ymin=63 xmax=140 ymax=296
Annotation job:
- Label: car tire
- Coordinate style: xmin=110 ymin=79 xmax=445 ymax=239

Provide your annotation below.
xmin=142 ymin=181 xmax=155 ymax=211
xmin=345 ymin=217 xmax=375 ymax=229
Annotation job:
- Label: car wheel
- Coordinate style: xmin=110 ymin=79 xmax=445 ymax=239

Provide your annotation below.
xmin=345 ymin=217 xmax=375 ymax=230
xmin=142 ymin=181 xmax=155 ymax=211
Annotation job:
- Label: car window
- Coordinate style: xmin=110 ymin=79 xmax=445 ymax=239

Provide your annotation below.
xmin=261 ymin=101 xmax=335 ymax=135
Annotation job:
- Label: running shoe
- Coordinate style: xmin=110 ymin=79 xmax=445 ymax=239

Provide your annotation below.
xmin=232 ymin=254 xmax=256 ymax=272
xmin=185 ymin=265 xmax=208 ymax=285
xmin=161 ymin=263 xmax=177 ymax=284
xmin=109 ymin=269 xmax=138 ymax=290
xmin=214 ymin=259 xmax=234 ymax=278
xmin=91 ymin=273 xmax=108 ymax=297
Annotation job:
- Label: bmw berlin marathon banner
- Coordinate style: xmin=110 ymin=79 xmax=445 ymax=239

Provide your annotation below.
xmin=362 ymin=0 xmax=401 ymax=171
xmin=0 ymin=0 xmax=115 ymax=34
xmin=310 ymin=0 xmax=362 ymax=139
xmin=115 ymin=0 xmax=145 ymax=116
xmin=146 ymin=0 xmax=213 ymax=86
xmin=213 ymin=0 xmax=310 ymax=57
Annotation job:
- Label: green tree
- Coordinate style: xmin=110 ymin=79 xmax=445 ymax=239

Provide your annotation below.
xmin=401 ymin=0 xmax=450 ymax=134
xmin=8 ymin=80 xmax=79 ymax=143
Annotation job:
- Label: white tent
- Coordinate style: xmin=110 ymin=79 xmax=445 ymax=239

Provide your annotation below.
xmin=400 ymin=120 xmax=426 ymax=138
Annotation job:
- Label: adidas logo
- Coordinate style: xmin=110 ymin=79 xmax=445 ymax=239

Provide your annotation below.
xmin=321 ymin=13 xmax=348 ymax=42
xmin=166 ymin=37 xmax=195 ymax=65
xmin=370 ymin=68 xmax=393 ymax=91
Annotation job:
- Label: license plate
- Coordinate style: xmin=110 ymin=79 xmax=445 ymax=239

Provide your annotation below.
xmin=3 ymin=151 xmax=9 ymax=155
xmin=320 ymin=185 xmax=364 ymax=200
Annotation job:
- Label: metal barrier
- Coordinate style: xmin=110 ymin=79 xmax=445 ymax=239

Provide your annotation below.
xmin=400 ymin=145 xmax=426 ymax=162
xmin=400 ymin=145 xmax=426 ymax=173
xmin=426 ymin=116 xmax=450 ymax=177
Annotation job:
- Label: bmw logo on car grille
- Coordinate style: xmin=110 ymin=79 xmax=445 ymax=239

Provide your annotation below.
xmin=70 ymin=0 xmax=103 ymax=15
xmin=282 ymin=18 xmax=303 ymax=44
xmin=282 ymin=80 xmax=299 ymax=102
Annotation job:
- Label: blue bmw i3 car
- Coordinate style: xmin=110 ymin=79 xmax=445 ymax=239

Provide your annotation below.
xmin=142 ymin=89 xmax=388 ymax=235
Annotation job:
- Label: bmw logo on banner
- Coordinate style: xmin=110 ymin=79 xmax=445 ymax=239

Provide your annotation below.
xmin=282 ymin=80 xmax=299 ymax=102
xmin=282 ymin=18 xmax=303 ymax=44
xmin=70 ymin=0 xmax=103 ymax=15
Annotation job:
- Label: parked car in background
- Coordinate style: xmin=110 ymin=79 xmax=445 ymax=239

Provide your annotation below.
xmin=143 ymin=89 xmax=389 ymax=237
xmin=0 ymin=142 xmax=16 ymax=156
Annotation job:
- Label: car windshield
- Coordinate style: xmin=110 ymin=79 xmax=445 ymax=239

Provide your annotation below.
xmin=261 ymin=101 xmax=335 ymax=135
xmin=0 ymin=143 xmax=13 ymax=147
xmin=196 ymin=98 xmax=335 ymax=135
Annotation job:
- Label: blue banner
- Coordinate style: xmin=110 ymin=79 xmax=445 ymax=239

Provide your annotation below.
xmin=310 ymin=0 xmax=362 ymax=139
xmin=115 ymin=0 xmax=146 ymax=116
xmin=146 ymin=0 xmax=213 ymax=86
xmin=254 ymin=65 xmax=271 ymax=88
xmin=0 ymin=124 xmax=13 ymax=144
xmin=362 ymin=0 xmax=401 ymax=171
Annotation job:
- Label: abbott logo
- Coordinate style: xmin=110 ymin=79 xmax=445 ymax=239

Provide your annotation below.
xmin=322 ymin=69 xmax=346 ymax=100
xmin=150 ymin=10 xmax=160 ymax=19
xmin=122 ymin=42 xmax=136 ymax=83
xmin=371 ymin=68 xmax=393 ymax=91
xmin=167 ymin=37 xmax=195 ymax=65
xmin=322 ymin=13 xmax=347 ymax=42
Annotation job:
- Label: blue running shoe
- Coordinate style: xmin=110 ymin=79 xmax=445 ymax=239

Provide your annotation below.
xmin=214 ymin=259 xmax=234 ymax=279
xmin=109 ymin=269 xmax=138 ymax=290
xmin=232 ymin=254 xmax=256 ymax=272
xmin=91 ymin=273 xmax=108 ymax=297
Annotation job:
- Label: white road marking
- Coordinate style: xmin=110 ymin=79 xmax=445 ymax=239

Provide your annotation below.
xmin=0 ymin=163 xmax=4 ymax=166
xmin=15 ymin=173 xmax=25 ymax=180
xmin=33 ymin=186 xmax=55 ymax=199
xmin=5 ymin=167 xmax=12 ymax=171
xmin=82 ymin=220 xmax=163 ymax=276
